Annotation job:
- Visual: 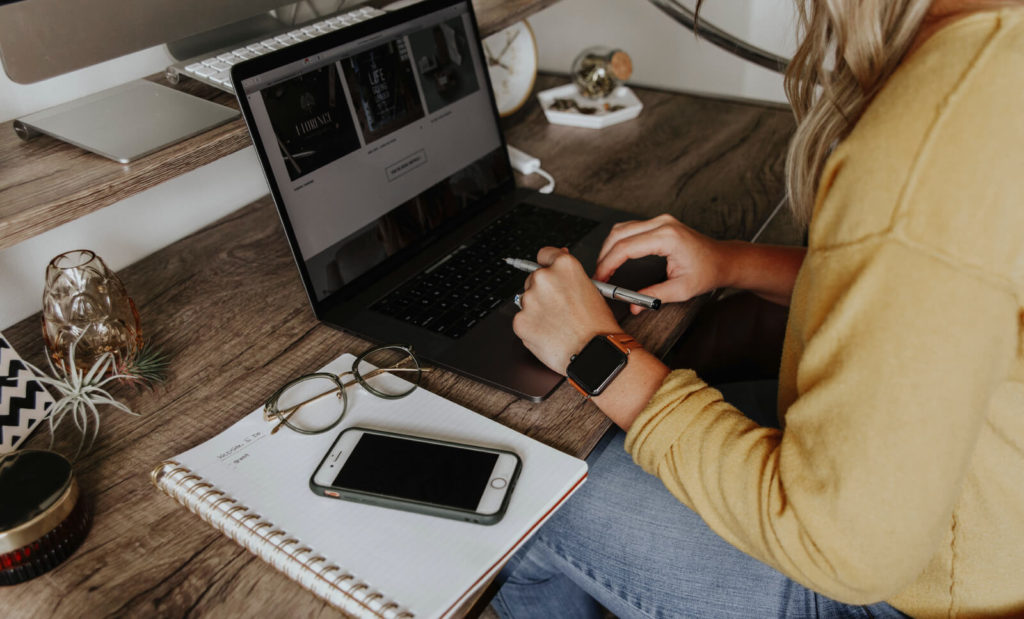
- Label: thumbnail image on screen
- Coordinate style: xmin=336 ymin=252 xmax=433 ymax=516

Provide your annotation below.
xmin=261 ymin=63 xmax=362 ymax=181
xmin=407 ymin=16 xmax=480 ymax=114
xmin=342 ymin=38 xmax=426 ymax=144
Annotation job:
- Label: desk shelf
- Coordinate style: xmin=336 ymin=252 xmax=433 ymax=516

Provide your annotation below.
xmin=0 ymin=77 xmax=245 ymax=250
xmin=0 ymin=0 xmax=560 ymax=250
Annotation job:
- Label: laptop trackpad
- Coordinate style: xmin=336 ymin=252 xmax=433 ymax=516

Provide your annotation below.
xmin=439 ymin=302 xmax=563 ymax=402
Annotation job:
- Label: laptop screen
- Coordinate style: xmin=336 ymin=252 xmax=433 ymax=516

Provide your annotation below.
xmin=238 ymin=0 xmax=508 ymax=303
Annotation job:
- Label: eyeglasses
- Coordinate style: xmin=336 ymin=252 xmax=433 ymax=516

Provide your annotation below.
xmin=262 ymin=344 xmax=432 ymax=435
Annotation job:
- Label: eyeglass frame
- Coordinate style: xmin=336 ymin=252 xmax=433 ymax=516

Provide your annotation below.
xmin=262 ymin=344 xmax=430 ymax=435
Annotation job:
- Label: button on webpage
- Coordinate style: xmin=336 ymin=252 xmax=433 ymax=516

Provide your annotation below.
xmin=386 ymin=149 xmax=428 ymax=182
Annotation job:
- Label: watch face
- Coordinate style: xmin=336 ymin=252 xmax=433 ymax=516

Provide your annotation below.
xmin=566 ymin=336 xmax=628 ymax=396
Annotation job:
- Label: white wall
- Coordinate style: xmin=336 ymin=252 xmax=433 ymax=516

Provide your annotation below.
xmin=0 ymin=0 xmax=798 ymax=331
xmin=529 ymin=0 xmax=797 ymax=104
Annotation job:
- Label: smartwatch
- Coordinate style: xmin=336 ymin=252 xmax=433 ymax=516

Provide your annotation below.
xmin=566 ymin=333 xmax=642 ymax=398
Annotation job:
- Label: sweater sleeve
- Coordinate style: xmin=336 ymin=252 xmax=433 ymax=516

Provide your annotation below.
xmin=624 ymin=239 xmax=1017 ymax=604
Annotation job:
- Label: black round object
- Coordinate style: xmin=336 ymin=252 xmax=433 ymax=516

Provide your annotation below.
xmin=0 ymin=449 xmax=91 ymax=585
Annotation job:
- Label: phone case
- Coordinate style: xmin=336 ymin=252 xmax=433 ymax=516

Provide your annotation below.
xmin=309 ymin=427 xmax=522 ymax=525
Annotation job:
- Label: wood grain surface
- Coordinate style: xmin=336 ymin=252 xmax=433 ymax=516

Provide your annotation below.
xmin=0 ymin=0 xmax=559 ymax=250
xmin=2 ymin=74 xmax=795 ymax=616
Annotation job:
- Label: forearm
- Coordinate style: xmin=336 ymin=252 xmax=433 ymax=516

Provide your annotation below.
xmin=592 ymin=350 xmax=670 ymax=431
xmin=591 ymin=243 xmax=803 ymax=428
xmin=716 ymin=242 xmax=806 ymax=306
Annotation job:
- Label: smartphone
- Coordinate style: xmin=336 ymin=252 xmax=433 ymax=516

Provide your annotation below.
xmin=310 ymin=427 xmax=521 ymax=525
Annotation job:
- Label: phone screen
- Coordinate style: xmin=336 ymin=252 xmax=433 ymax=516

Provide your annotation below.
xmin=332 ymin=433 xmax=499 ymax=510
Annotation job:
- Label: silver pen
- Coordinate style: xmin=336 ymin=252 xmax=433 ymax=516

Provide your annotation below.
xmin=503 ymin=257 xmax=662 ymax=310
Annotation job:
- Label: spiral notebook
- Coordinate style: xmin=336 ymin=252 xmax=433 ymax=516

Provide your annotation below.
xmin=151 ymin=353 xmax=588 ymax=618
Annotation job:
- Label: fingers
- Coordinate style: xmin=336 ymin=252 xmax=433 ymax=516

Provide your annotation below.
xmin=519 ymin=247 xmax=575 ymax=311
xmin=594 ymin=227 xmax=674 ymax=282
xmin=597 ymin=214 xmax=679 ymax=264
xmin=536 ymin=246 xmax=570 ymax=267
xmin=523 ymin=246 xmax=568 ymax=292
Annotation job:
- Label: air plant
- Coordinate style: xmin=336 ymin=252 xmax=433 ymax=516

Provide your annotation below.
xmin=23 ymin=337 xmax=139 ymax=461
xmin=118 ymin=341 xmax=170 ymax=391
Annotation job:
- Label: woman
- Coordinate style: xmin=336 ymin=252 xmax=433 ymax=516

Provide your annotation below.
xmin=496 ymin=0 xmax=1024 ymax=616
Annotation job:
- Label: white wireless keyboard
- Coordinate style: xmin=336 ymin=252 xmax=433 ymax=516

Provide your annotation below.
xmin=165 ymin=6 xmax=386 ymax=93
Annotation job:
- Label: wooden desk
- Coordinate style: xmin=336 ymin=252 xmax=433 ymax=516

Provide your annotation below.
xmin=2 ymin=74 xmax=794 ymax=616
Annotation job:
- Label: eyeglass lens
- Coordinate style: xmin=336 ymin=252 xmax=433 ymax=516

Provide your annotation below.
xmin=353 ymin=345 xmax=421 ymax=399
xmin=271 ymin=373 xmax=347 ymax=435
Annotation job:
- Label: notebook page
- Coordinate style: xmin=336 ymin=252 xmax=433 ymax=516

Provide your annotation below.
xmin=170 ymin=354 xmax=587 ymax=618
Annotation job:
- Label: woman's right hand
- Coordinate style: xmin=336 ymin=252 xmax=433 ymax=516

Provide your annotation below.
xmin=595 ymin=214 xmax=728 ymax=314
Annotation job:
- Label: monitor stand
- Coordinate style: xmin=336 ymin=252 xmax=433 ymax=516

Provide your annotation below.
xmin=13 ymin=80 xmax=239 ymax=164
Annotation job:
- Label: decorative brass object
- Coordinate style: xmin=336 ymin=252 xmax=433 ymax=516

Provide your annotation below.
xmin=572 ymin=47 xmax=633 ymax=99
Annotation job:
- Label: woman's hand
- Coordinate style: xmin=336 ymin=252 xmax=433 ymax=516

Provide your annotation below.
xmin=595 ymin=214 xmax=726 ymax=314
xmin=512 ymin=247 xmax=623 ymax=375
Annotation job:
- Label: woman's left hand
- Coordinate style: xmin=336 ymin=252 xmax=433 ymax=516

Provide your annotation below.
xmin=512 ymin=247 xmax=623 ymax=374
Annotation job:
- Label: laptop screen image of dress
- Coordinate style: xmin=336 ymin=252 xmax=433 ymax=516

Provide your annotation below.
xmin=238 ymin=1 xmax=508 ymax=306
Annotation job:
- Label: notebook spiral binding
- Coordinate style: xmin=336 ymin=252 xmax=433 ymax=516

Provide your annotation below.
xmin=151 ymin=460 xmax=414 ymax=618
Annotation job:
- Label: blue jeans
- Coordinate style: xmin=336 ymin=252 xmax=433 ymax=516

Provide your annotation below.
xmin=493 ymin=381 xmax=908 ymax=618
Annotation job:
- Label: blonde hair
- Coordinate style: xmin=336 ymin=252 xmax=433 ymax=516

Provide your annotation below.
xmin=692 ymin=1 xmax=932 ymax=225
xmin=783 ymin=0 xmax=932 ymax=226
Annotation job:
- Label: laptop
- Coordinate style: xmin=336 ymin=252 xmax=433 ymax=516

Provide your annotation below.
xmin=232 ymin=0 xmax=664 ymax=401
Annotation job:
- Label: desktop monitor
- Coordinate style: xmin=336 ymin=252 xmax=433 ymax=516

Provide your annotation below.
xmin=0 ymin=0 xmax=371 ymax=162
xmin=0 ymin=0 xmax=313 ymax=84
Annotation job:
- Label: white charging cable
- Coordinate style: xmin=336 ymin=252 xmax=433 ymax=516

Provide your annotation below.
xmin=507 ymin=145 xmax=555 ymax=194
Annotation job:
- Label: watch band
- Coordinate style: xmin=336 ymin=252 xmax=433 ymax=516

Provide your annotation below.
xmin=604 ymin=333 xmax=642 ymax=355
xmin=567 ymin=333 xmax=642 ymax=398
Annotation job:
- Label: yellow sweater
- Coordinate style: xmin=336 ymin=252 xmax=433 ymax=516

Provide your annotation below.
xmin=625 ymin=9 xmax=1024 ymax=618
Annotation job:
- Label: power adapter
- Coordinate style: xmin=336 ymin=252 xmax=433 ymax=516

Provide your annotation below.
xmin=507 ymin=145 xmax=541 ymax=174
xmin=506 ymin=145 xmax=554 ymax=193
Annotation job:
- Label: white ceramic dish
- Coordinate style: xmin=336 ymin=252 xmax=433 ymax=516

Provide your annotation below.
xmin=536 ymin=83 xmax=643 ymax=129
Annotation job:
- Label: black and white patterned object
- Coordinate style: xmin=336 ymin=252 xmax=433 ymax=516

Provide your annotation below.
xmin=1 ymin=334 xmax=54 ymax=454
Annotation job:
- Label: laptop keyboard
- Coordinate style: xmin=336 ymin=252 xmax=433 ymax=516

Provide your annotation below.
xmin=372 ymin=204 xmax=599 ymax=339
